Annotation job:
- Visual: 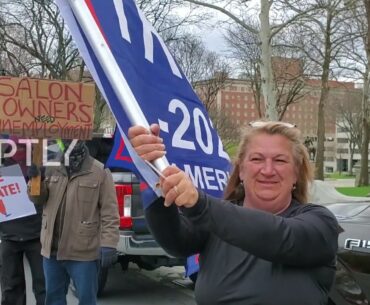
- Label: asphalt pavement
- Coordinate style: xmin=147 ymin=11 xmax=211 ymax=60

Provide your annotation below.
xmin=1 ymin=259 xmax=196 ymax=305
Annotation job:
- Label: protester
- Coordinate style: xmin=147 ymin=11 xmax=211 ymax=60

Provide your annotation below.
xmin=128 ymin=121 xmax=339 ymax=305
xmin=28 ymin=140 xmax=119 ymax=305
xmin=0 ymin=139 xmax=45 ymax=305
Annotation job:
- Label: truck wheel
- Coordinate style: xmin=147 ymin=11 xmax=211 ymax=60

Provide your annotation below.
xmin=97 ymin=266 xmax=109 ymax=297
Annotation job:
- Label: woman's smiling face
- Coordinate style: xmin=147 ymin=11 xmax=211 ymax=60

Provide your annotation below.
xmin=239 ymin=133 xmax=298 ymax=214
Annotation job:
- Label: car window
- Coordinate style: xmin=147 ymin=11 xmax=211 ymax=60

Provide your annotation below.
xmin=326 ymin=203 xmax=369 ymax=218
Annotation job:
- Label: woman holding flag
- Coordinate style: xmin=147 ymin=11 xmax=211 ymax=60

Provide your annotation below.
xmin=128 ymin=121 xmax=339 ymax=305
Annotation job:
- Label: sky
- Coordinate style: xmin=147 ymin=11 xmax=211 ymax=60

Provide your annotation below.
xmin=178 ymin=0 xmax=260 ymax=54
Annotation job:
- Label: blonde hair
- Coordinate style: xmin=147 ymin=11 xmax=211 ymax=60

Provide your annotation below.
xmin=224 ymin=121 xmax=313 ymax=204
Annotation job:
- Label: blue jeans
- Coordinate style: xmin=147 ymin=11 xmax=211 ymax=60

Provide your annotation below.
xmin=43 ymin=257 xmax=98 ymax=305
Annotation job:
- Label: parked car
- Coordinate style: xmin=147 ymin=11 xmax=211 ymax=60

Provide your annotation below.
xmin=310 ymin=180 xmax=370 ymax=304
xmin=325 ymin=202 xmax=370 ymax=305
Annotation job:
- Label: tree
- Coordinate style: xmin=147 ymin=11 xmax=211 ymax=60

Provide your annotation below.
xmin=334 ymin=0 xmax=369 ymax=184
xmin=282 ymin=0 xmax=358 ymax=180
xmin=0 ymin=0 xmax=83 ymax=80
xmin=225 ymin=22 xmax=309 ymax=120
xmin=168 ymin=34 xmax=234 ymax=144
xmin=169 ymin=34 xmax=230 ymax=109
xmin=360 ymin=0 xmax=370 ymax=185
xmin=178 ymin=0 xmax=318 ymax=120
xmin=328 ymin=91 xmax=362 ymax=175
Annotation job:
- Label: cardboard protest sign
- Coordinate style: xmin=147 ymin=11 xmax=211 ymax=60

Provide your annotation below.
xmin=0 ymin=164 xmax=36 ymax=223
xmin=0 ymin=77 xmax=95 ymax=139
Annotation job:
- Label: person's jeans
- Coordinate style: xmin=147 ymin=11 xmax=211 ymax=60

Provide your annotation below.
xmin=43 ymin=256 xmax=99 ymax=305
xmin=1 ymin=239 xmax=45 ymax=305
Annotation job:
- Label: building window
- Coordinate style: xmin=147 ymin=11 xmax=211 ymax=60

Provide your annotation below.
xmin=337 ymin=148 xmax=349 ymax=154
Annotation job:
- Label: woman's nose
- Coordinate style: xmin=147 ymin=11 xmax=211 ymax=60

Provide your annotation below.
xmin=260 ymin=159 xmax=274 ymax=175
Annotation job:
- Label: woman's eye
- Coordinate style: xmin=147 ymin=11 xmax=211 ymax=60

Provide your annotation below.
xmin=251 ymin=157 xmax=263 ymax=162
xmin=276 ymin=159 xmax=287 ymax=163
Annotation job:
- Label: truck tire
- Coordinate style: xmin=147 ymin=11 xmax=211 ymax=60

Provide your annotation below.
xmin=97 ymin=266 xmax=109 ymax=297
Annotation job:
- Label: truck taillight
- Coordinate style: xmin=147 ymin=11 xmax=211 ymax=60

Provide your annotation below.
xmin=115 ymin=184 xmax=133 ymax=229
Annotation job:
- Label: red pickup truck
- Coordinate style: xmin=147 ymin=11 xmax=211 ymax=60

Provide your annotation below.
xmin=85 ymin=135 xmax=186 ymax=295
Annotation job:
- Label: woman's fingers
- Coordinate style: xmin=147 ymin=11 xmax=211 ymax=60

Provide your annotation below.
xmin=128 ymin=125 xmax=149 ymax=138
xmin=161 ymin=166 xmax=199 ymax=208
xmin=128 ymin=125 xmax=165 ymax=161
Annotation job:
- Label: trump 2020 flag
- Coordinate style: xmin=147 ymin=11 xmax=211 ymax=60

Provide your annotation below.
xmin=55 ymin=0 xmax=231 ymax=209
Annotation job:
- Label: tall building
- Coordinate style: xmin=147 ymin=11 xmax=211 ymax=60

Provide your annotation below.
xmin=196 ymin=73 xmax=362 ymax=174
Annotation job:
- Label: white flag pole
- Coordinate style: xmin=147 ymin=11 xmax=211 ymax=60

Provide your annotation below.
xmin=67 ymin=0 xmax=169 ymax=172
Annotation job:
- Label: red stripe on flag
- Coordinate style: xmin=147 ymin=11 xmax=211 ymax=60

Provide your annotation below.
xmin=115 ymin=139 xmax=133 ymax=162
xmin=84 ymin=0 xmax=109 ymax=44
xmin=140 ymin=182 xmax=149 ymax=192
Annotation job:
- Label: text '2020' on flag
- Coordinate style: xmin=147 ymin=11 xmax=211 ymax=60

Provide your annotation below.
xmin=54 ymin=0 xmax=231 ymax=209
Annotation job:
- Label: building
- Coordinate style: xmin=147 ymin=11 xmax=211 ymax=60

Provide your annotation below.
xmin=196 ymin=74 xmax=362 ymax=174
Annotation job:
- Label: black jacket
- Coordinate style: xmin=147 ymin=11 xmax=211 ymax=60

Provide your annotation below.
xmin=145 ymin=192 xmax=339 ymax=305
xmin=0 ymin=159 xmax=42 ymax=241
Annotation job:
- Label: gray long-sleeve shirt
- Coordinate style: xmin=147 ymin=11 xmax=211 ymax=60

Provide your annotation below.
xmin=145 ymin=191 xmax=339 ymax=305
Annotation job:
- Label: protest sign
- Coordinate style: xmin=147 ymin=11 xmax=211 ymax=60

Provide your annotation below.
xmin=0 ymin=164 xmax=36 ymax=223
xmin=0 ymin=77 xmax=95 ymax=139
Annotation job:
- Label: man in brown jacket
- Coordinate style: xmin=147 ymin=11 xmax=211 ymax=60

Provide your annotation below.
xmin=28 ymin=140 xmax=119 ymax=305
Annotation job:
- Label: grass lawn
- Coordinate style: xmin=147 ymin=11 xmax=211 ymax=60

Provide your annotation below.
xmin=336 ymin=186 xmax=370 ymax=197
xmin=226 ymin=144 xmax=238 ymax=159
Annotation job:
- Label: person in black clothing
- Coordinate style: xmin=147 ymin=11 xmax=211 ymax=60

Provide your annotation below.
xmin=128 ymin=121 xmax=339 ymax=305
xmin=0 ymin=140 xmax=45 ymax=305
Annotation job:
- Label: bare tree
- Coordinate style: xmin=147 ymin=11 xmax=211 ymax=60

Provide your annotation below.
xmin=137 ymin=0 xmax=205 ymax=43
xmin=328 ymin=91 xmax=362 ymax=175
xmin=334 ymin=1 xmax=369 ymax=184
xmin=208 ymin=107 xmax=240 ymax=150
xmin=177 ymin=0 xmax=318 ymax=120
xmin=169 ymin=34 xmax=231 ymax=110
xmin=168 ymin=33 xmax=234 ymax=145
xmin=360 ymin=0 xmax=370 ymax=185
xmin=0 ymin=0 xmax=82 ymax=79
xmin=282 ymin=0 xmax=358 ymax=180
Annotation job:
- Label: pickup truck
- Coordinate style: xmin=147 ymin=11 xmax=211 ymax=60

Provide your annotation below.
xmin=85 ymin=135 xmax=186 ymax=295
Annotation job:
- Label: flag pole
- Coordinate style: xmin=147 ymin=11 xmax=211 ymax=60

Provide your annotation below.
xmin=67 ymin=0 xmax=169 ymax=172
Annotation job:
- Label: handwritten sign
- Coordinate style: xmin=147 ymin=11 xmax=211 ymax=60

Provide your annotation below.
xmin=0 ymin=164 xmax=36 ymax=223
xmin=0 ymin=77 xmax=95 ymax=139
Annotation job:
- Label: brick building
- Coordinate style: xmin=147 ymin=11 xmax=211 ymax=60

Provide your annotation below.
xmin=196 ymin=74 xmax=362 ymax=173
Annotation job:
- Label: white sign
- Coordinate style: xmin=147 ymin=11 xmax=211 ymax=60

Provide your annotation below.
xmin=0 ymin=164 xmax=36 ymax=223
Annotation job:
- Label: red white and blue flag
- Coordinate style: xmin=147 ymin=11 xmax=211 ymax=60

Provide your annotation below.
xmin=55 ymin=0 xmax=231 ymax=209
xmin=55 ymin=0 xmax=231 ymax=278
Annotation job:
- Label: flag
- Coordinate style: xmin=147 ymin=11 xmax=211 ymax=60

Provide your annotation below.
xmin=55 ymin=0 xmax=231 ymax=205
xmin=55 ymin=0 xmax=232 ymax=276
